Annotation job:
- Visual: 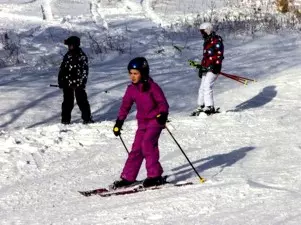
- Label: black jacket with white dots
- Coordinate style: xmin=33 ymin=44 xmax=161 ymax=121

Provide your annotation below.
xmin=58 ymin=48 xmax=88 ymax=89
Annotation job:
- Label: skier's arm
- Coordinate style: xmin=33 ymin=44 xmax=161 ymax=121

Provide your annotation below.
xmin=151 ymin=83 xmax=169 ymax=114
xmin=80 ymin=54 xmax=89 ymax=87
xmin=58 ymin=64 xmax=63 ymax=86
xmin=58 ymin=55 xmax=68 ymax=88
xmin=117 ymin=86 xmax=134 ymax=121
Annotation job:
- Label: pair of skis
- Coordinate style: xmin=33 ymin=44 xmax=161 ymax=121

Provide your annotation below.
xmin=190 ymin=107 xmax=221 ymax=116
xmin=78 ymin=115 xmax=207 ymax=198
xmin=79 ymin=181 xmax=194 ymax=197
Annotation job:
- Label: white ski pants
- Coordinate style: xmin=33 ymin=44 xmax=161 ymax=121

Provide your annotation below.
xmin=197 ymin=71 xmax=218 ymax=107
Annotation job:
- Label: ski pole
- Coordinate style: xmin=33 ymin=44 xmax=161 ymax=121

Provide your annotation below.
xmin=165 ymin=126 xmax=206 ymax=183
xmin=119 ymin=135 xmax=129 ymax=154
xmin=220 ymin=73 xmax=251 ymax=85
xmin=220 ymin=73 xmax=248 ymax=85
xmin=50 ymin=84 xmax=59 ymax=87
xmin=221 ymin=74 xmax=249 ymax=84
xmin=222 ymin=73 xmax=247 ymax=82
xmin=187 ymin=60 xmax=255 ymax=85
xmin=220 ymin=71 xmax=256 ymax=82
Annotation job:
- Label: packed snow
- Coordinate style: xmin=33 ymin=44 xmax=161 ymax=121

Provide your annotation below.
xmin=0 ymin=0 xmax=301 ymax=224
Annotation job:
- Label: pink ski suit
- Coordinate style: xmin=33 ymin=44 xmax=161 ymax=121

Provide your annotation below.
xmin=117 ymin=78 xmax=169 ymax=181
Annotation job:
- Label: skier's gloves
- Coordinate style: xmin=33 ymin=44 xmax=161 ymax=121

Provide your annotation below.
xmin=156 ymin=112 xmax=168 ymax=125
xmin=189 ymin=60 xmax=205 ymax=70
xmin=198 ymin=69 xmax=203 ymax=79
xmin=81 ymin=78 xmax=87 ymax=89
xmin=58 ymin=81 xmax=64 ymax=89
xmin=199 ymin=66 xmax=208 ymax=73
xmin=208 ymin=64 xmax=221 ymax=74
xmin=113 ymin=119 xmax=124 ymax=136
xmin=188 ymin=60 xmax=197 ymax=67
xmin=198 ymin=66 xmax=208 ymax=78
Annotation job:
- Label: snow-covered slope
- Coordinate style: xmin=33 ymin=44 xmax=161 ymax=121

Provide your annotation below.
xmin=0 ymin=0 xmax=301 ymax=224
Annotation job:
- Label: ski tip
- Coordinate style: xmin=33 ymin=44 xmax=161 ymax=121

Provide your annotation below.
xmin=78 ymin=191 xmax=91 ymax=197
xmin=78 ymin=188 xmax=109 ymax=197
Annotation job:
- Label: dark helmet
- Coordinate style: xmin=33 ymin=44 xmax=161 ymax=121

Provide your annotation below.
xmin=64 ymin=36 xmax=80 ymax=47
xmin=127 ymin=57 xmax=150 ymax=80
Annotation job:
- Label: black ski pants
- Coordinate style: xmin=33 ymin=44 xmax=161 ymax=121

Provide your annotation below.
xmin=61 ymin=87 xmax=91 ymax=123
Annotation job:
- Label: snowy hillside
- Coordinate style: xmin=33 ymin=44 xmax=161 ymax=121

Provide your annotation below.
xmin=1 ymin=0 xmax=301 ymax=224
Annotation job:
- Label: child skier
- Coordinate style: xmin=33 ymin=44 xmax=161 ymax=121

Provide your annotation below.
xmin=58 ymin=36 xmax=94 ymax=124
xmin=190 ymin=22 xmax=224 ymax=116
xmin=112 ymin=57 xmax=169 ymax=189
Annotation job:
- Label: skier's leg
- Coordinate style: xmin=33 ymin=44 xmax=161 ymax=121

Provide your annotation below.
xmin=191 ymin=79 xmax=205 ymax=116
xmin=203 ymin=71 xmax=218 ymax=108
xmin=75 ymin=87 xmax=92 ymax=122
xmin=61 ymin=87 xmax=74 ymax=124
xmin=197 ymin=77 xmax=205 ymax=106
xmin=120 ymin=127 xmax=145 ymax=182
xmin=141 ymin=123 xmax=163 ymax=179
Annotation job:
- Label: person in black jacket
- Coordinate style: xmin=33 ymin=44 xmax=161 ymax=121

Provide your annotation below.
xmin=58 ymin=36 xmax=93 ymax=124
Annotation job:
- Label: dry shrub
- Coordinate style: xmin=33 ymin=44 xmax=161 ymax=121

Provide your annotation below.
xmin=276 ymin=0 xmax=289 ymax=13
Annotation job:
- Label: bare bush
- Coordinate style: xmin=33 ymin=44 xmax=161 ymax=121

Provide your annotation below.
xmin=276 ymin=0 xmax=289 ymax=13
xmin=86 ymin=31 xmax=127 ymax=56
xmin=0 ymin=32 xmax=22 ymax=67
xmin=174 ymin=6 xmax=301 ymax=39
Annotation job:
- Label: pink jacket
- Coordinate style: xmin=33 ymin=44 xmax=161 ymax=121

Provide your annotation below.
xmin=118 ymin=78 xmax=169 ymax=121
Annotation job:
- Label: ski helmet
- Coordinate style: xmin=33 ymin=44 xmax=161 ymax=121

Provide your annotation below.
xmin=127 ymin=57 xmax=150 ymax=80
xmin=199 ymin=22 xmax=213 ymax=35
xmin=64 ymin=36 xmax=80 ymax=47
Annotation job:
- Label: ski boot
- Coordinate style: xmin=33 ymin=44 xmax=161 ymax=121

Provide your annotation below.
xmin=110 ymin=178 xmax=135 ymax=190
xmin=83 ymin=119 xmax=94 ymax=124
xmin=204 ymin=106 xmax=216 ymax=115
xmin=61 ymin=120 xmax=70 ymax=125
xmin=142 ymin=176 xmax=165 ymax=188
xmin=190 ymin=105 xmax=205 ymax=116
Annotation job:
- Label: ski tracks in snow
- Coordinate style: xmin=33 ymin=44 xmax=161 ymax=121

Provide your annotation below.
xmin=88 ymin=0 xmax=167 ymax=30
xmin=90 ymin=0 xmax=109 ymax=29
xmin=0 ymin=12 xmax=43 ymax=23
xmin=0 ymin=122 xmax=115 ymax=189
xmin=0 ymin=0 xmax=167 ymax=28
xmin=122 ymin=0 xmax=141 ymax=11
xmin=122 ymin=0 xmax=168 ymax=27
xmin=41 ymin=0 xmax=54 ymax=21
xmin=0 ymin=0 xmax=53 ymax=25
xmin=140 ymin=0 xmax=168 ymax=27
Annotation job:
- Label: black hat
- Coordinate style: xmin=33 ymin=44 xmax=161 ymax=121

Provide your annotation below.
xmin=64 ymin=36 xmax=80 ymax=47
xmin=127 ymin=57 xmax=150 ymax=80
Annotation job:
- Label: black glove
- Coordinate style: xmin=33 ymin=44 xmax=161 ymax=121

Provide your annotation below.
xmin=58 ymin=81 xmax=64 ymax=89
xmin=209 ymin=64 xmax=222 ymax=74
xmin=198 ymin=66 xmax=208 ymax=78
xmin=156 ymin=112 xmax=168 ymax=125
xmin=79 ymin=83 xmax=86 ymax=89
xmin=113 ymin=119 xmax=124 ymax=136
xmin=81 ymin=78 xmax=87 ymax=89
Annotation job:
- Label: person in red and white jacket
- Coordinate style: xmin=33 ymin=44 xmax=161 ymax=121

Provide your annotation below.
xmin=191 ymin=22 xmax=224 ymax=116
